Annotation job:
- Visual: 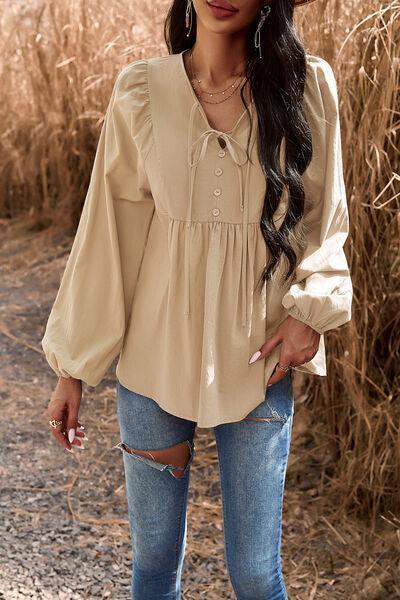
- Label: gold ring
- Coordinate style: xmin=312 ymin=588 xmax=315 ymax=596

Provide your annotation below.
xmin=49 ymin=418 xmax=63 ymax=429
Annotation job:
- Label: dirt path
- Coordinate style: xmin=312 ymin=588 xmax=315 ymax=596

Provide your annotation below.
xmin=0 ymin=219 xmax=397 ymax=599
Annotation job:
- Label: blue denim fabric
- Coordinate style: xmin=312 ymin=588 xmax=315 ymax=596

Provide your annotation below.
xmin=114 ymin=369 xmax=294 ymax=600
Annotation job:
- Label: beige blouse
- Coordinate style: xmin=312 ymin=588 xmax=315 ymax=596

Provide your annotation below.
xmin=41 ymin=50 xmax=353 ymax=427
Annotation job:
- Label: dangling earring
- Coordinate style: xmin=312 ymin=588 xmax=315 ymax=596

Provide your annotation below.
xmin=254 ymin=3 xmax=271 ymax=59
xmin=185 ymin=0 xmax=193 ymax=37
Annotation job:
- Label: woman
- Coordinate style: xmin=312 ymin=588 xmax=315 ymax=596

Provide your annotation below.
xmin=42 ymin=0 xmax=353 ymax=597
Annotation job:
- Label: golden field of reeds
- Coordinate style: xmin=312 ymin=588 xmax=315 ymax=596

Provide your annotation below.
xmin=0 ymin=0 xmax=399 ymax=597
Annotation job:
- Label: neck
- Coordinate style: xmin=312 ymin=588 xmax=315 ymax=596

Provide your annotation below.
xmin=189 ymin=30 xmax=248 ymax=86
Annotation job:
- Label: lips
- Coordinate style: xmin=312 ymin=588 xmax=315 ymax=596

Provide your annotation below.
xmin=207 ymin=0 xmax=238 ymax=12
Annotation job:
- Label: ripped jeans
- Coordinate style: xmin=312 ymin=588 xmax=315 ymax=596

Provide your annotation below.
xmin=113 ymin=369 xmax=294 ymax=600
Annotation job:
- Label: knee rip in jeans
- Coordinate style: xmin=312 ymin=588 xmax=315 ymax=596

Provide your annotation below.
xmin=243 ymin=401 xmax=289 ymax=423
xmin=112 ymin=439 xmax=196 ymax=479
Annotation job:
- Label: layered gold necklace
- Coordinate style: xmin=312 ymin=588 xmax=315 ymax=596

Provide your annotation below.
xmin=188 ymin=48 xmax=246 ymax=105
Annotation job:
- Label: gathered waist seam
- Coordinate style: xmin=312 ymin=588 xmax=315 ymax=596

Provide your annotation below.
xmin=168 ymin=216 xmax=261 ymax=226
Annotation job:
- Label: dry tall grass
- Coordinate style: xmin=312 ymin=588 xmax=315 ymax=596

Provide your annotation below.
xmin=1 ymin=0 xmax=398 ymax=526
xmin=0 ymin=0 xmax=161 ymax=226
xmin=297 ymin=0 xmax=400 ymax=526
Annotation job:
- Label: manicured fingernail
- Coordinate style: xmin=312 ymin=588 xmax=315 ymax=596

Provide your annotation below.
xmin=65 ymin=447 xmax=74 ymax=453
xmin=249 ymin=350 xmax=261 ymax=365
xmin=82 ymin=434 xmax=89 ymax=441
xmin=267 ymin=384 xmax=273 ymax=388
xmin=68 ymin=428 xmax=76 ymax=443
xmin=75 ymin=443 xmax=85 ymax=450
xmin=77 ymin=425 xmax=85 ymax=430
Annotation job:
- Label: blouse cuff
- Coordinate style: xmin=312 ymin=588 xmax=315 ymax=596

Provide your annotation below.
xmin=282 ymin=300 xmax=325 ymax=335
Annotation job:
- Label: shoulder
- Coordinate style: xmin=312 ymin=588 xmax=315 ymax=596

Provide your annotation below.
xmin=109 ymin=58 xmax=158 ymax=144
xmin=109 ymin=58 xmax=153 ymax=121
xmin=114 ymin=58 xmax=149 ymax=95
xmin=304 ymin=53 xmax=340 ymax=119
xmin=305 ymin=54 xmax=337 ymax=89
xmin=115 ymin=54 xmax=176 ymax=89
xmin=111 ymin=54 xmax=179 ymax=113
xmin=108 ymin=54 xmax=176 ymax=148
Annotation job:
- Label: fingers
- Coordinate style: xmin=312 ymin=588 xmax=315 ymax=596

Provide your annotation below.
xmin=66 ymin=405 xmax=80 ymax=444
xmin=266 ymin=363 xmax=290 ymax=387
xmin=249 ymin=329 xmax=282 ymax=364
xmin=47 ymin=396 xmax=84 ymax=453
xmin=48 ymin=406 xmax=72 ymax=452
xmin=50 ymin=422 xmax=87 ymax=453
xmin=266 ymin=347 xmax=291 ymax=386
xmin=71 ymin=426 xmax=88 ymax=449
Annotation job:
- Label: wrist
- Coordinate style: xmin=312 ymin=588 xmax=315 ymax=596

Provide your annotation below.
xmin=59 ymin=375 xmax=81 ymax=387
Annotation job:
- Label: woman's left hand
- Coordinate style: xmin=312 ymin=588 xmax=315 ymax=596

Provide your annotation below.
xmin=248 ymin=316 xmax=321 ymax=386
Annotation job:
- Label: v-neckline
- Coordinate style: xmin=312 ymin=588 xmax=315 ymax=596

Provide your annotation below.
xmin=178 ymin=49 xmax=254 ymax=136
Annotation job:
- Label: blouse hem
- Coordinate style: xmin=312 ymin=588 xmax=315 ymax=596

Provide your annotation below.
xmin=115 ymin=369 xmax=268 ymax=429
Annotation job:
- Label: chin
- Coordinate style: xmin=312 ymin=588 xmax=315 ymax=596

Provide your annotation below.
xmin=203 ymin=21 xmax=239 ymax=35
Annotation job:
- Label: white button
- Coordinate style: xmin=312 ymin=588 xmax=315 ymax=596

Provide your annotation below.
xmin=215 ymin=167 xmax=223 ymax=176
xmin=218 ymin=149 xmax=226 ymax=158
xmin=212 ymin=208 xmax=220 ymax=217
xmin=213 ymin=188 xmax=222 ymax=196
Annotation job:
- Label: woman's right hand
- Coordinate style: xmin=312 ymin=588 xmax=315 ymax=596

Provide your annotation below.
xmin=47 ymin=376 xmax=86 ymax=452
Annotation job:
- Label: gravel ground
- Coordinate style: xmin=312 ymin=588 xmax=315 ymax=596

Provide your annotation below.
xmin=0 ymin=374 xmax=135 ymax=599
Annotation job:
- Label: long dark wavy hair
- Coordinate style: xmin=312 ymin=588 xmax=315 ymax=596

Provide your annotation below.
xmin=164 ymin=0 xmax=313 ymax=290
